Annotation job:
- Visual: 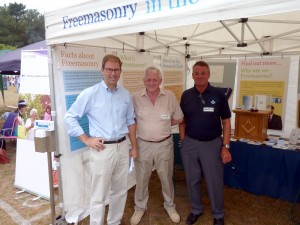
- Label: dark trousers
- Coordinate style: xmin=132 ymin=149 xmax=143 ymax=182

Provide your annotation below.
xmin=180 ymin=136 xmax=224 ymax=218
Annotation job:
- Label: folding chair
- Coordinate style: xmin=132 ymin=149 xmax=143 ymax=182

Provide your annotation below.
xmin=0 ymin=112 xmax=18 ymax=149
xmin=172 ymin=133 xmax=186 ymax=196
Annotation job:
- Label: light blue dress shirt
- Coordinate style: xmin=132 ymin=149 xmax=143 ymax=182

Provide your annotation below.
xmin=64 ymin=80 xmax=135 ymax=140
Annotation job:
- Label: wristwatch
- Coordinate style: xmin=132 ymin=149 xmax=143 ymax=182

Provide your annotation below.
xmin=222 ymin=144 xmax=230 ymax=148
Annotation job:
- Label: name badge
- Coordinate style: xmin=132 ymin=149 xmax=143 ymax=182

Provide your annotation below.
xmin=203 ymin=107 xmax=214 ymax=112
xmin=161 ymin=114 xmax=170 ymax=120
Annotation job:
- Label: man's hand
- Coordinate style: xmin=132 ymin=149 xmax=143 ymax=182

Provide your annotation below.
xmin=79 ymin=135 xmax=105 ymax=152
xmin=221 ymin=147 xmax=232 ymax=164
xmin=130 ymin=147 xmax=138 ymax=159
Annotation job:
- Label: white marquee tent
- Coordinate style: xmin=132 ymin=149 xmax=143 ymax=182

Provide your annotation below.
xmin=44 ymin=0 xmax=300 ymax=223
xmin=45 ymin=0 xmax=300 ymax=58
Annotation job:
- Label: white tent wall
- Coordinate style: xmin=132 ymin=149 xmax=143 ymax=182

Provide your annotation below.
xmin=44 ymin=0 xmax=300 ymax=223
xmin=284 ymin=56 xmax=300 ymax=137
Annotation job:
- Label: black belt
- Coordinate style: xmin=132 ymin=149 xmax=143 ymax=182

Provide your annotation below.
xmin=187 ymin=135 xmax=219 ymax=142
xmin=103 ymin=136 xmax=126 ymax=144
xmin=139 ymin=135 xmax=171 ymax=143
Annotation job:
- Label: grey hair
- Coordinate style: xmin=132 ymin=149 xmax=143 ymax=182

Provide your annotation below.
xmin=144 ymin=66 xmax=162 ymax=80
xmin=30 ymin=108 xmax=37 ymax=117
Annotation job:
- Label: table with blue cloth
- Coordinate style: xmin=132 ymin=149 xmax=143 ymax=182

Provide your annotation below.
xmin=224 ymin=141 xmax=300 ymax=203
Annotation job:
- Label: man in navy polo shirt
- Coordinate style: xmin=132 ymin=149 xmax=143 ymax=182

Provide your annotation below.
xmin=179 ymin=61 xmax=232 ymax=225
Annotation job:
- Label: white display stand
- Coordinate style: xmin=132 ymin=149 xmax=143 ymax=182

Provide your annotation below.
xmin=14 ymin=50 xmax=51 ymax=200
xmin=14 ymin=139 xmax=50 ymax=199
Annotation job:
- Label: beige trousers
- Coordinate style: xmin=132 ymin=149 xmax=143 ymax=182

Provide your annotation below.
xmin=89 ymin=137 xmax=129 ymax=225
xmin=134 ymin=137 xmax=175 ymax=211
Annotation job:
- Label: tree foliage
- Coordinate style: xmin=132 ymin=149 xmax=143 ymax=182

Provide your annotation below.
xmin=0 ymin=2 xmax=45 ymax=49
xmin=0 ymin=44 xmax=16 ymax=51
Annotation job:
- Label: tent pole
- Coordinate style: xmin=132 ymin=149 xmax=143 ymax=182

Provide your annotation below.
xmin=47 ymin=152 xmax=56 ymax=225
xmin=0 ymin=75 xmax=6 ymax=107
xmin=47 ymin=45 xmax=67 ymax=224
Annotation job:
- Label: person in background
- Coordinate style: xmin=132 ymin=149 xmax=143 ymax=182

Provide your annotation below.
xmin=43 ymin=105 xmax=52 ymax=121
xmin=15 ymin=76 xmax=20 ymax=93
xmin=179 ymin=61 xmax=232 ymax=225
xmin=25 ymin=108 xmax=38 ymax=141
xmin=6 ymin=76 xmax=10 ymax=87
xmin=64 ymin=54 xmax=138 ymax=225
xmin=15 ymin=100 xmax=27 ymax=126
xmin=268 ymin=105 xmax=282 ymax=130
xmin=130 ymin=66 xmax=184 ymax=225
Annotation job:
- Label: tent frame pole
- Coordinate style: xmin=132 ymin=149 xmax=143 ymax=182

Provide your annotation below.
xmin=47 ymin=45 xmax=67 ymax=225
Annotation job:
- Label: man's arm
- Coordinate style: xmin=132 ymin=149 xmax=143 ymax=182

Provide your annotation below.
xmin=171 ymin=118 xmax=184 ymax=126
xmin=64 ymin=90 xmax=107 ymax=151
xmin=221 ymin=118 xmax=232 ymax=164
xmin=64 ymin=91 xmax=89 ymax=138
xmin=128 ymin=123 xmax=138 ymax=159
xmin=179 ymin=120 xmax=186 ymax=141
xmin=171 ymin=94 xmax=184 ymax=126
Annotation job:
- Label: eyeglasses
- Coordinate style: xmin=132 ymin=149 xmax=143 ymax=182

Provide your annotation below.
xmin=104 ymin=68 xmax=121 ymax=74
xmin=199 ymin=93 xmax=205 ymax=105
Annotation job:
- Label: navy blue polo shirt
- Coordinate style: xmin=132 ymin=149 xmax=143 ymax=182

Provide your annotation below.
xmin=180 ymin=83 xmax=231 ymax=141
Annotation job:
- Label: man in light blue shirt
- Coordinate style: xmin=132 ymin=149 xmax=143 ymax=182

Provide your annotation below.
xmin=65 ymin=54 xmax=138 ymax=225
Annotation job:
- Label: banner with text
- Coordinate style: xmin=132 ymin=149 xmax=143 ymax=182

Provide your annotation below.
xmin=162 ymin=56 xmax=185 ymax=102
xmin=119 ymin=52 xmax=153 ymax=93
xmin=236 ymin=57 xmax=290 ymax=125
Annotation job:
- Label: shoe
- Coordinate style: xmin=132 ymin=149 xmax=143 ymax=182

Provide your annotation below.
xmin=130 ymin=209 xmax=145 ymax=225
xmin=213 ymin=218 xmax=224 ymax=225
xmin=186 ymin=212 xmax=202 ymax=225
xmin=166 ymin=208 xmax=180 ymax=223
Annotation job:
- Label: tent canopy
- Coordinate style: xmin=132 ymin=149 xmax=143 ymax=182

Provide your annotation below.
xmin=45 ymin=0 xmax=300 ymax=59
xmin=0 ymin=41 xmax=46 ymax=75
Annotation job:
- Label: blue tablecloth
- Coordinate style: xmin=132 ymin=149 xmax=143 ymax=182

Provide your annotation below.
xmin=224 ymin=141 xmax=300 ymax=202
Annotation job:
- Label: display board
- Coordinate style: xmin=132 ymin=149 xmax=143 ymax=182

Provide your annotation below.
xmin=14 ymin=50 xmax=51 ymax=200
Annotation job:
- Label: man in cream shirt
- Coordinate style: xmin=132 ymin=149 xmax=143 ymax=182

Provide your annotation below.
xmin=130 ymin=66 xmax=184 ymax=225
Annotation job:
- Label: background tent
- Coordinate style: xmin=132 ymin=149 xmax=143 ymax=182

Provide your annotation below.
xmin=0 ymin=40 xmax=46 ymax=75
xmin=0 ymin=41 xmax=46 ymax=105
